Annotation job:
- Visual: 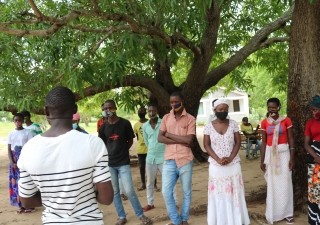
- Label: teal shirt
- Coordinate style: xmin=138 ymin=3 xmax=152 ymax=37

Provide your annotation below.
xmin=142 ymin=118 xmax=165 ymax=164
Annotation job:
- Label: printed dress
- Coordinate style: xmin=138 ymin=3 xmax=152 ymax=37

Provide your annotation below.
xmin=204 ymin=119 xmax=250 ymax=225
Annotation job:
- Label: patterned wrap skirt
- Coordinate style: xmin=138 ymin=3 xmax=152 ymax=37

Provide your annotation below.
xmin=9 ymin=146 xmax=22 ymax=207
xmin=308 ymin=141 xmax=320 ymax=225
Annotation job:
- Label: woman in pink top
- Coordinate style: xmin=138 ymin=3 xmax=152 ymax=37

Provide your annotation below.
xmin=203 ymin=99 xmax=250 ymax=225
xmin=260 ymin=98 xmax=295 ymax=224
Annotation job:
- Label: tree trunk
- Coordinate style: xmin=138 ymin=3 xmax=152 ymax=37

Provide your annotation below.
xmin=288 ymin=0 xmax=320 ymax=211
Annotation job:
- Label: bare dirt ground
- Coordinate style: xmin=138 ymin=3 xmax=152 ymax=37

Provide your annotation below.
xmin=0 ymin=127 xmax=307 ymax=224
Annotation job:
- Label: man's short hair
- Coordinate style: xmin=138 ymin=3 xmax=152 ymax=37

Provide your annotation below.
xmin=242 ymin=117 xmax=248 ymax=122
xmin=104 ymin=99 xmax=116 ymax=108
xmin=170 ymin=91 xmax=184 ymax=100
xmin=20 ymin=110 xmax=31 ymax=118
xmin=148 ymin=104 xmax=158 ymax=111
xmin=45 ymin=86 xmax=75 ymax=116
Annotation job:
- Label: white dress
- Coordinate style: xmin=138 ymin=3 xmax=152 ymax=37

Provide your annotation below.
xmin=204 ymin=120 xmax=250 ymax=225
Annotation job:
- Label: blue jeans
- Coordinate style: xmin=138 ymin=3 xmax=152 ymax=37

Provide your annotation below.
xmin=162 ymin=160 xmax=193 ymax=225
xmin=109 ymin=165 xmax=143 ymax=219
xmin=246 ymin=138 xmax=261 ymax=155
xmin=146 ymin=162 xmax=178 ymax=206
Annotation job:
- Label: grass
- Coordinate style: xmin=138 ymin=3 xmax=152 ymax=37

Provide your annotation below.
xmin=0 ymin=120 xmax=139 ymax=149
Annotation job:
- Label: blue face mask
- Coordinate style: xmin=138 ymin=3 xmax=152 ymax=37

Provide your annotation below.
xmin=102 ymin=111 xmax=107 ymax=117
xmin=72 ymin=123 xmax=78 ymax=130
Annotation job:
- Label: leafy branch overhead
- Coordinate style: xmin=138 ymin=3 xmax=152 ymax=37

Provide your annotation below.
xmin=0 ymin=0 xmax=293 ymax=115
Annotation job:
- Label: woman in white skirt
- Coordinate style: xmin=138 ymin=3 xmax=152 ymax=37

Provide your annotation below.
xmin=260 ymin=98 xmax=294 ymax=224
xmin=204 ymin=99 xmax=250 ymax=225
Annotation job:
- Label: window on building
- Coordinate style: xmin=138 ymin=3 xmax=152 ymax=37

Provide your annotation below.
xmin=233 ymin=100 xmax=240 ymax=112
xmin=198 ymin=102 xmax=204 ymax=115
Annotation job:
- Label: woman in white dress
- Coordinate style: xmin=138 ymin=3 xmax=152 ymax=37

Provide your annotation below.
xmin=203 ymin=99 xmax=250 ymax=225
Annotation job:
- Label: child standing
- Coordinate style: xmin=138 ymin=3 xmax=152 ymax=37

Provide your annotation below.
xmin=7 ymin=113 xmax=33 ymax=214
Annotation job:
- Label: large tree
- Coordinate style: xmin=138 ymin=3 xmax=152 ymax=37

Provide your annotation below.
xmin=0 ymin=0 xmax=293 ymax=161
xmin=288 ymin=0 xmax=320 ymax=210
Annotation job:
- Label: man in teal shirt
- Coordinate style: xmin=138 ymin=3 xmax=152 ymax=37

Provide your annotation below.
xmin=142 ymin=104 xmax=177 ymax=212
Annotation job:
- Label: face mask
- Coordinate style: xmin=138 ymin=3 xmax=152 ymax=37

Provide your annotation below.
xmin=102 ymin=111 xmax=107 ymax=117
xmin=215 ymin=112 xmax=228 ymax=120
xmin=106 ymin=109 xmax=116 ymax=117
xmin=149 ymin=113 xmax=157 ymax=119
xmin=138 ymin=113 xmax=146 ymax=118
xmin=268 ymin=110 xmax=278 ymax=116
xmin=315 ymin=112 xmax=320 ymax=119
xmin=72 ymin=123 xmax=78 ymax=130
xmin=172 ymin=102 xmax=183 ymax=112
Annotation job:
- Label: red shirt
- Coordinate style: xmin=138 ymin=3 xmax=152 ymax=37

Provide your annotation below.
xmin=261 ymin=117 xmax=293 ymax=146
xmin=304 ymin=118 xmax=320 ymax=141
xmin=97 ymin=118 xmax=106 ymax=132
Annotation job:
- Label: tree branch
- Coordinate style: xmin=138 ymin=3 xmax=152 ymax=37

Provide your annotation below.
xmin=2 ymin=75 xmax=169 ymax=115
xmin=27 ymin=0 xmax=45 ymax=19
xmin=91 ymin=0 xmax=101 ymax=12
xmin=54 ymin=29 xmax=117 ymax=82
xmin=68 ymin=24 xmax=131 ymax=33
xmin=203 ymin=3 xmax=294 ymax=91
xmin=173 ymin=32 xmax=201 ymax=56
xmin=259 ymin=37 xmax=290 ymax=48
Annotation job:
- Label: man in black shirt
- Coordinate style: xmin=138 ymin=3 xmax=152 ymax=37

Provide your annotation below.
xmin=99 ymin=100 xmax=152 ymax=225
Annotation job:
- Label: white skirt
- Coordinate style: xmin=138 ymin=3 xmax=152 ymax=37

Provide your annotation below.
xmin=207 ymin=162 xmax=250 ymax=225
xmin=264 ymin=144 xmax=293 ymax=224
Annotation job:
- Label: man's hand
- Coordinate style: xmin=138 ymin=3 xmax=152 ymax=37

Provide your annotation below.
xmin=260 ymin=163 xmax=266 ymax=172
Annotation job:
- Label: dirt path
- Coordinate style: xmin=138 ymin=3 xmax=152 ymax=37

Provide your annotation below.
xmin=0 ymin=128 xmax=307 ymax=224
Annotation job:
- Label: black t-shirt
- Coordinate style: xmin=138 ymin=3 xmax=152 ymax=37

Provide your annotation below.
xmin=99 ymin=118 xmax=135 ymax=167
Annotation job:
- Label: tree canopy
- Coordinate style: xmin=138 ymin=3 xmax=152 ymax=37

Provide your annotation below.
xmin=0 ymin=0 xmax=292 ymax=117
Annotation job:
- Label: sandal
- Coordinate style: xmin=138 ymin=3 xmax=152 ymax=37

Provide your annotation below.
xmin=154 ymin=186 xmax=161 ymax=192
xmin=140 ymin=215 xmax=152 ymax=225
xmin=286 ymin=217 xmax=294 ymax=224
xmin=24 ymin=208 xmax=35 ymax=213
xmin=143 ymin=205 xmax=155 ymax=212
xmin=16 ymin=207 xmax=25 ymax=214
xmin=115 ymin=218 xmax=127 ymax=225
xmin=120 ymin=194 xmax=128 ymax=201
xmin=137 ymin=185 xmax=146 ymax=191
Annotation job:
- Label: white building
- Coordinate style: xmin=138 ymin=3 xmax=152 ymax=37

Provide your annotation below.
xmin=197 ymin=87 xmax=249 ymax=123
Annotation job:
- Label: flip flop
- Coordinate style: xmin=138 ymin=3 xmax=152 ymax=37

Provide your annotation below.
xmin=154 ymin=187 xmax=161 ymax=192
xmin=120 ymin=194 xmax=128 ymax=201
xmin=143 ymin=205 xmax=155 ymax=212
xmin=140 ymin=216 xmax=152 ymax=225
xmin=24 ymin=208 xmax=35 ymax=213
xmin=16 ymin=207 xmax=25 ymax=214
xmin=286 ymin=217 xmax=294 ymax=224
xmin=137 ymin=186 xmax=146 ymax=191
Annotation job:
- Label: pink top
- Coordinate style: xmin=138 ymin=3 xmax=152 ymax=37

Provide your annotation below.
xmin=203 ymin=119 xmax=241 ymax=166
xmin=159 ymin=109 xmax=196 ymax=168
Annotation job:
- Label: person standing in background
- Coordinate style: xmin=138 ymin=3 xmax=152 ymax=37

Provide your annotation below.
xmin=8 ymin=113 xmax=34 ymax=214
xmin=20 ymin=110 xmax=42 ymax=137
xmin=99 ymin=100 xmax=152 ymax=225
xmin=260 ymin=98 xmax=294 ymax=224
xmin=304 ymin=94 xmax=320 ymax=225
xmin=97 ymin=103 xmax=107 ymax=136
xmin=158 ymin=91 xmax=195 ymax=225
